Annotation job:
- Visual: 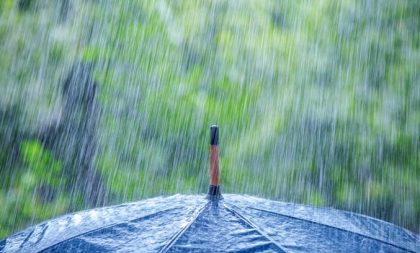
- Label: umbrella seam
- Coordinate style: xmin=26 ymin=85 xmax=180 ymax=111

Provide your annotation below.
xmin=158 ymin=202 xmax=210 ymax=253
xmin=34 ymin=207 xmax=183 ymax=253
xmin=107 ymin=206 xmax=204 ymax=251
xmin=247 ymin=206 xmax=418 ymax=253
xmin=223 ymin=204 xmax=288 ymax=253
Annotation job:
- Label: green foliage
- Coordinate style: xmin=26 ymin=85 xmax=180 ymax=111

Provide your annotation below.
xmin=21 ymin=140 xmax=63 ymax=187
xmin=0 ymin=140 xmax=68 ymax=239
xmin=0 ymin=0 xmax=14 ymax=13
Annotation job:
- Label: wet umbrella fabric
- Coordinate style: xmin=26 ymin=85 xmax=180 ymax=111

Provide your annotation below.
xmin=0 ymin=194 xmax=419 ymax=253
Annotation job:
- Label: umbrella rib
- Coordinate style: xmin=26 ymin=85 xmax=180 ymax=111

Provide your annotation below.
xmin=36 ymin=207 xmax=182 ymax=252
xmin=247 ymin=206 xmax=418 ymax=253
xmin=159 ymin=202 xmax=209 ymax=253
xmin=223 ymin=204 xmax=288 ymax=253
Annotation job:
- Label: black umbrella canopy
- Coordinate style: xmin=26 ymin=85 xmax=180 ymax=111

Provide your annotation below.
xmin=0 ymin=194 xmax=419 ymax=253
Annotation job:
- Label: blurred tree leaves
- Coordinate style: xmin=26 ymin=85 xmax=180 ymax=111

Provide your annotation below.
xmin=21 ymin=140 xmax=63 ymax=187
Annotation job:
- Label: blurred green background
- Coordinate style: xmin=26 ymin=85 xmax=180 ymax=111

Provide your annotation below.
xmin=0 ymin=0 xmax=419 ymax=238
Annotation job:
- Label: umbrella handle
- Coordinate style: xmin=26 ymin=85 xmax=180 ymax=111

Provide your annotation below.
xmin=210 ymin=125 xmax=219 ymax=186
xmin=209 ymin=145 xmax=219 ymax=186
xmin=208 ymin=125 xmax=222 ymax=200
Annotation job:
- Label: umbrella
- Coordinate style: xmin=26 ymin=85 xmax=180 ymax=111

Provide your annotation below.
xmin=1 ymin=194 xmax=419 ymax=253
xmin=1 ymin=126 xmax=419 ymax=253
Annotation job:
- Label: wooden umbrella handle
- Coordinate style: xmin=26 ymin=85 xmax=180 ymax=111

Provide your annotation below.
xmin=207 ymin=125 xmax=222 ymax=200
xmin=210 ymin=145 xmax=219 ymax=186
xmin=209 ymin=125 xmax=219 ymax=186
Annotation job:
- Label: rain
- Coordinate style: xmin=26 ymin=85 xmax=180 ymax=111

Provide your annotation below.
xmin=0 ymin=0 xmax=419 ymax=246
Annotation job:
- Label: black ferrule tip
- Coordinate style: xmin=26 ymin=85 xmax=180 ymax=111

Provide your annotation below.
xmin=210 ymin=125 xmax=219 ymax=145
xmin=206 ymin=185 xmax=222 ymax=200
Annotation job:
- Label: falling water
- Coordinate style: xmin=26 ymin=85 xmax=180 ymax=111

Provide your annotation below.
xmin=0 ymin=0 xmax=419 ymax=238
